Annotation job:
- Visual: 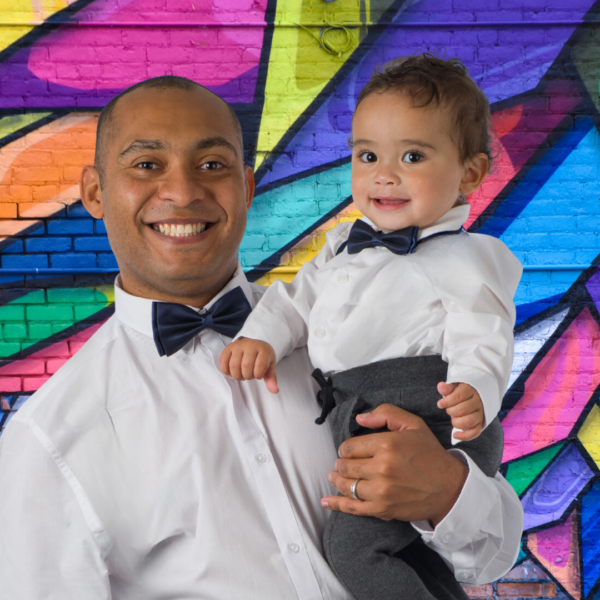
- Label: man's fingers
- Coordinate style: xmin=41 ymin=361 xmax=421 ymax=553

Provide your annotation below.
xmin=353 ymin=403 xmax=426 ymax=434
xmin=321 ymin=494 xmax=378 ymax=517
xmin=333 ymin=457 xmax=372 ymax=480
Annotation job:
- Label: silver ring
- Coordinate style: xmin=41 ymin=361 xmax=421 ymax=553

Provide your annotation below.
xmin=350 ymin=478 xmax=362 ymax=501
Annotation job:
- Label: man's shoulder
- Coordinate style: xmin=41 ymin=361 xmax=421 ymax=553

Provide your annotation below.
xmin=11 ymin=316 xmax=120 ymax=427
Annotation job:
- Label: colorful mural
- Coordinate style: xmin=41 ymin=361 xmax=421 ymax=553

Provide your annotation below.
xmin=1 ymin=0 xmax=600 ymax=597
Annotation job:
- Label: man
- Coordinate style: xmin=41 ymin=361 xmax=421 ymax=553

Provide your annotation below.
xmin=0 ymin=77 xmax=523 ymax=599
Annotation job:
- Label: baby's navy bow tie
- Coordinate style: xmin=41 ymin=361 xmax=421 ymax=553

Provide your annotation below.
xmin=346 ymin=220 xmax=419 ymax=256
xmin=152 ymin=286 xmax=252 ymax=357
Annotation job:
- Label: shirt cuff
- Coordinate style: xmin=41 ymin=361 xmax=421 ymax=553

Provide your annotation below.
xmin=411 ymin=449 xmax=498 ymax=555
xmin=236 ymin=306 xmax=296 ymax=363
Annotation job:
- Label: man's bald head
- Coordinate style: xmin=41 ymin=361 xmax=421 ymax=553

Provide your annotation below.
xmin=94 ymin=76 xmax=243 ymax=185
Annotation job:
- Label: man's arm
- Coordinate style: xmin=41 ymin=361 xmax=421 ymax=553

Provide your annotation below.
xmin=322 ymin=404 xmax=523 ymax=585
xmin=0 ymin=417 xmax=111 ymax=600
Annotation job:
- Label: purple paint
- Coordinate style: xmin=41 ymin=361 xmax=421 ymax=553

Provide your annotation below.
xmin=521 ymin=444 xmax=594 ymax=531
xmin=257 ymin=0 xmax=596 ymax=188
xmin=0 ymin=0 xmax=266 ymax=107
xmin=586 ymin=267 xmax=600 ymax=314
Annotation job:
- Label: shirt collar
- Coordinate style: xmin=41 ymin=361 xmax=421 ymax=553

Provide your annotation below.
xmin=360 ymin=201 xmax=470 ymax=241
xmin=114 ymin=262 xmax=254 ymax=339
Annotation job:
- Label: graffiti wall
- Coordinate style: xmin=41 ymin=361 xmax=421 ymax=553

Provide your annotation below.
xmin=0 ymin=0 xmax=599 ymax=598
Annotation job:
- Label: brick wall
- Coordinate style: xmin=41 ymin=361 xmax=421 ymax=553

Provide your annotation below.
xmin=1 ymin=0 xmax=600 ymax=598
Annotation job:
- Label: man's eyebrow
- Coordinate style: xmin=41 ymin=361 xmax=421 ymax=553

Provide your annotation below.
xmin=194 ymin=136 xmax=238 ymax=157
xmin=119 ymin=139 xmax=168 ymax=160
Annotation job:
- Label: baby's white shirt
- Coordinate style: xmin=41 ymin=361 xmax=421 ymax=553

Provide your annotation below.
xmin=239 ymin=203 xmax=523 ymax=431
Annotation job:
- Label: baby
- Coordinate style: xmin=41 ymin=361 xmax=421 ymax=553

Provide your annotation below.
xmin=221 ymin=54 xmax=522 ymax=600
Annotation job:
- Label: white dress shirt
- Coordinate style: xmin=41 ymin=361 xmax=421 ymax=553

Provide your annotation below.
xmin=239 ymin=204 xmax=523 ymax=430
xmin=0 ymin=265 xmax=523 ymax=599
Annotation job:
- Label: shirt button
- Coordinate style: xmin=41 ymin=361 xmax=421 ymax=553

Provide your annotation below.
xmin=288 ymin=543 xmax=300 ymax=554
xmin=459 ymin=570 xmax=471 ymax=579
xmin=314 ymin=328 xmax=326 ymax=339
xmin=442 ymin=533 xmax=452 ymax=544
xmin=337 ymin=273 xmax=349 ymax=284
xmin=256 ymin=453 xmax=267 ymax=464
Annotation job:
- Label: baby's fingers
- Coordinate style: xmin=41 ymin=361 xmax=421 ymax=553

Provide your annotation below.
xmin=451 ymin=411 xmax=483 ymax=432
xmin=452 ymin=424 xmax=483 ymax=442
xmin=264 ymin=363 xmax=279 ymax=394
xmin=444 ymin=397 xmax=482 ymax=418
xmin=219 ymin=347 xmax=233 ymax=376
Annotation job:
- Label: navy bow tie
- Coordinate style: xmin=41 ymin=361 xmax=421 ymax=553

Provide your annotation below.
xmin=152 ymin=286 xmax=252 ymax=357
xmin=346 ymin=220 xmax=419 ymax=256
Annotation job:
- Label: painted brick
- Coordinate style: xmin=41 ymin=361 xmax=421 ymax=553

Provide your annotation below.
xmin=23 ymin=376 xmax=51 ymax=391
xmin=47 ymin=218 xmax=94 ymax=235
xmin=497 ymin=582 xmax=544 ymax=596
xmin=46 ymin=358 xmax=68 ymax=374
xmin=25 ymin=237 xmax=72 ymax=253
xmin=463 ymin=584 xmax=494 ymax=597
xmin=0 ymin=306 xmax=25 ymax=322
xmin=0 ymin=378 xmax=22 ymax=392
xmin=50 ymin=253 xmax=97 ymax=269
xmin=0 ymin=359 xmax=45 ymax=375
xmin=0 ymin=343 xmax=20 ymax=357
xmin=95 ymin=219 xmax=107 ymax=234
xmin=28 ymin=323 xmax=53 ymax=340
xmin=47 ymin=288 xmax=97 ymax=304
xmin=67 ymin=203 xmax=90 ymax=218
xmin=2 ymin=324 xmax=27 ymax=340
xmin=74 ymin=236 xmax=112 ymax=252
xmin=26 ymin=305 xmax=74 ymax=321
xmin=2 ymin=254 xmax=48 ymax=269
xmin=98 ymin=253 xmax=118 ymax=268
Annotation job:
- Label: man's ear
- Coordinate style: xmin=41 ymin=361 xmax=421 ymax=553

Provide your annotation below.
xmin=80 ymin=165 xmax=105 ymax=219
xmin=244 ymin=165 xmax=255 ymax=211
xmin=459 ymin=153 xmax=489 ymax=197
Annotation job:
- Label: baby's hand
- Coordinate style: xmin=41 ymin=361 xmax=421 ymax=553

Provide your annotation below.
xmin=219 ymin=338 xmax=279 ymax=394
xmin=436 ymin=382 xmax=484 ymax=442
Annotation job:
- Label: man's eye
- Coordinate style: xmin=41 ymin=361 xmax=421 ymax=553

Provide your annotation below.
xmin=200 ymin=161 xmax=224 ymax=170
xmin=136 ymin=161 xmax=159 ymax=170
xmin=402 ymin=151 xmax=424 ymax=164
xmin=358 ymin=152 xmax=377 ymax=163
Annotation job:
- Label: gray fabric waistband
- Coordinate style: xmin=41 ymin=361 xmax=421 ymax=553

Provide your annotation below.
xmin=330 ymin=355 xmax=448 ymax=395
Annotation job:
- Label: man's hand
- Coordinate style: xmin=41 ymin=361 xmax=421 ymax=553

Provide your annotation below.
xmin=219 ymin=337 xmax=279 ymax=393
xmin=321 ymin=404 xmax=468 ymax=527
xmin=437 ymin=382 xmax=484 ymax=441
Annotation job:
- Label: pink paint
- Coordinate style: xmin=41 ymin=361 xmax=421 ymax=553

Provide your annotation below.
xmin=528 ymin=510 xmax=581 ymax=599
xmin=0 ymin=321 xmax=107 ymax=386
xmin=27 ymin=0 xmax=267 ymax=95
xmin=502 ymin=308 xmax=600 ymax=463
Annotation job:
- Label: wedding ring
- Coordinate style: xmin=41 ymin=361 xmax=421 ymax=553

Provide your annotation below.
xmin=350 ymin=478 xmax=362 ymax=501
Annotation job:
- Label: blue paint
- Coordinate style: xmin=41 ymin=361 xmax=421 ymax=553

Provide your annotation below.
xmin=241 ymin=162 xmax=352 ymax=271
xmin=515 ymin=294 xmax=564 ymax=326
xmin=582 ymin=480 xmax=600 ymax=598
xmin=481 ymin=121 xmax=600 ymax=318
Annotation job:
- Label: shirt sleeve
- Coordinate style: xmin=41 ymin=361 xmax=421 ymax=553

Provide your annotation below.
xmin=237 ymin=223 xmax=349 ymax=362
xmin=422 ymin=233 xmax=523 ymax=429
xmin=411 ymin=450 xmax=524 ymax=585
xmin=0 ymin=417 xmax=112 ymax=600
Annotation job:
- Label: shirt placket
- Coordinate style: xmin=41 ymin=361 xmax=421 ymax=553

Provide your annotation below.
xmin=200 ymin=331 xmax=324 ymax=600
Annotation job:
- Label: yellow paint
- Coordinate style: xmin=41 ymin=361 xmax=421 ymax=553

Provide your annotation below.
xmin=255 ymin=0 xmax=367 ymax=169
xmin=96 ymin=285 xmax=115 ymax=304
xmin=255 ymin=204 xmax=362 ymax=285
xmin=0 ymin=1 xmax=71 ymax=53
xmin=0 ymin=113 xmax=51 ymax=140
xmin=578 ymin=404 xmax=600 ymax=468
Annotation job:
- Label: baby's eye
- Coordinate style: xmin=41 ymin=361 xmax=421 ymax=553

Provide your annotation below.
xmin=402 ymin=151 xmax=424 ymax=164
xmin=358 ymin=152 xmax=377 ymax=163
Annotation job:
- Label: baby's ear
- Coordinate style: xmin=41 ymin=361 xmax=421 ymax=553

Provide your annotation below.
xmin=459 ymin=153 xmax=489 ymax=196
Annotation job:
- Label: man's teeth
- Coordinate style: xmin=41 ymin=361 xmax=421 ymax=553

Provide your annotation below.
xmin=153 ymin=223 xmax=207 ymax=237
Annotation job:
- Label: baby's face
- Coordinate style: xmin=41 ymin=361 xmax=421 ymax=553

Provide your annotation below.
xmin=350 ymin=91 xmax=487 ymax=231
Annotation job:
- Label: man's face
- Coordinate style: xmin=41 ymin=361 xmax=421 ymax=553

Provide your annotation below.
xmin=82 ymin=86 xmax=254 ymax=305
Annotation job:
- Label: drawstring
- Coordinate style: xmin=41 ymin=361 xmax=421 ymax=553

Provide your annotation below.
xmin=311 ymin=368 xmax=336 ymax=424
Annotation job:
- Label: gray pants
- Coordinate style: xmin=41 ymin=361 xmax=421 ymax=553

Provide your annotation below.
xmin=314 ymin=355 xmax=504 ymax=600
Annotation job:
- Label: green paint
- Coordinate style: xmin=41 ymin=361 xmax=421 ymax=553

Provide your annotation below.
xmin=0 ymin=305 xmax=25 ymax=322
xmin=0 ymin=113 xmax=51 ymax=140
xmin=506 ymin=443 xmax=564 ymax=497
xmin=0 ymin=287 xmax=114 ymax=358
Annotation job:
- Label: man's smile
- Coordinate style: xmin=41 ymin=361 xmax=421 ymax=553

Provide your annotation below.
xmin=152 ymin=221 xmax=208 ymax=237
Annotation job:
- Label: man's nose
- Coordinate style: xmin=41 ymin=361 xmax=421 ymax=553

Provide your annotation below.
xmin=157 ymin=165 xmax=203 ymax=206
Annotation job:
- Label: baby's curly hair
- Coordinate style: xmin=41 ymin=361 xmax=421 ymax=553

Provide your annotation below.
xmin=355 ymin=53 xmax=493 ymax=166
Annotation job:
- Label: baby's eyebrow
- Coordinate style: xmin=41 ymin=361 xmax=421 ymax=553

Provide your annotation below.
xmin=401 ymin=139 xmax=436 ymax=150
